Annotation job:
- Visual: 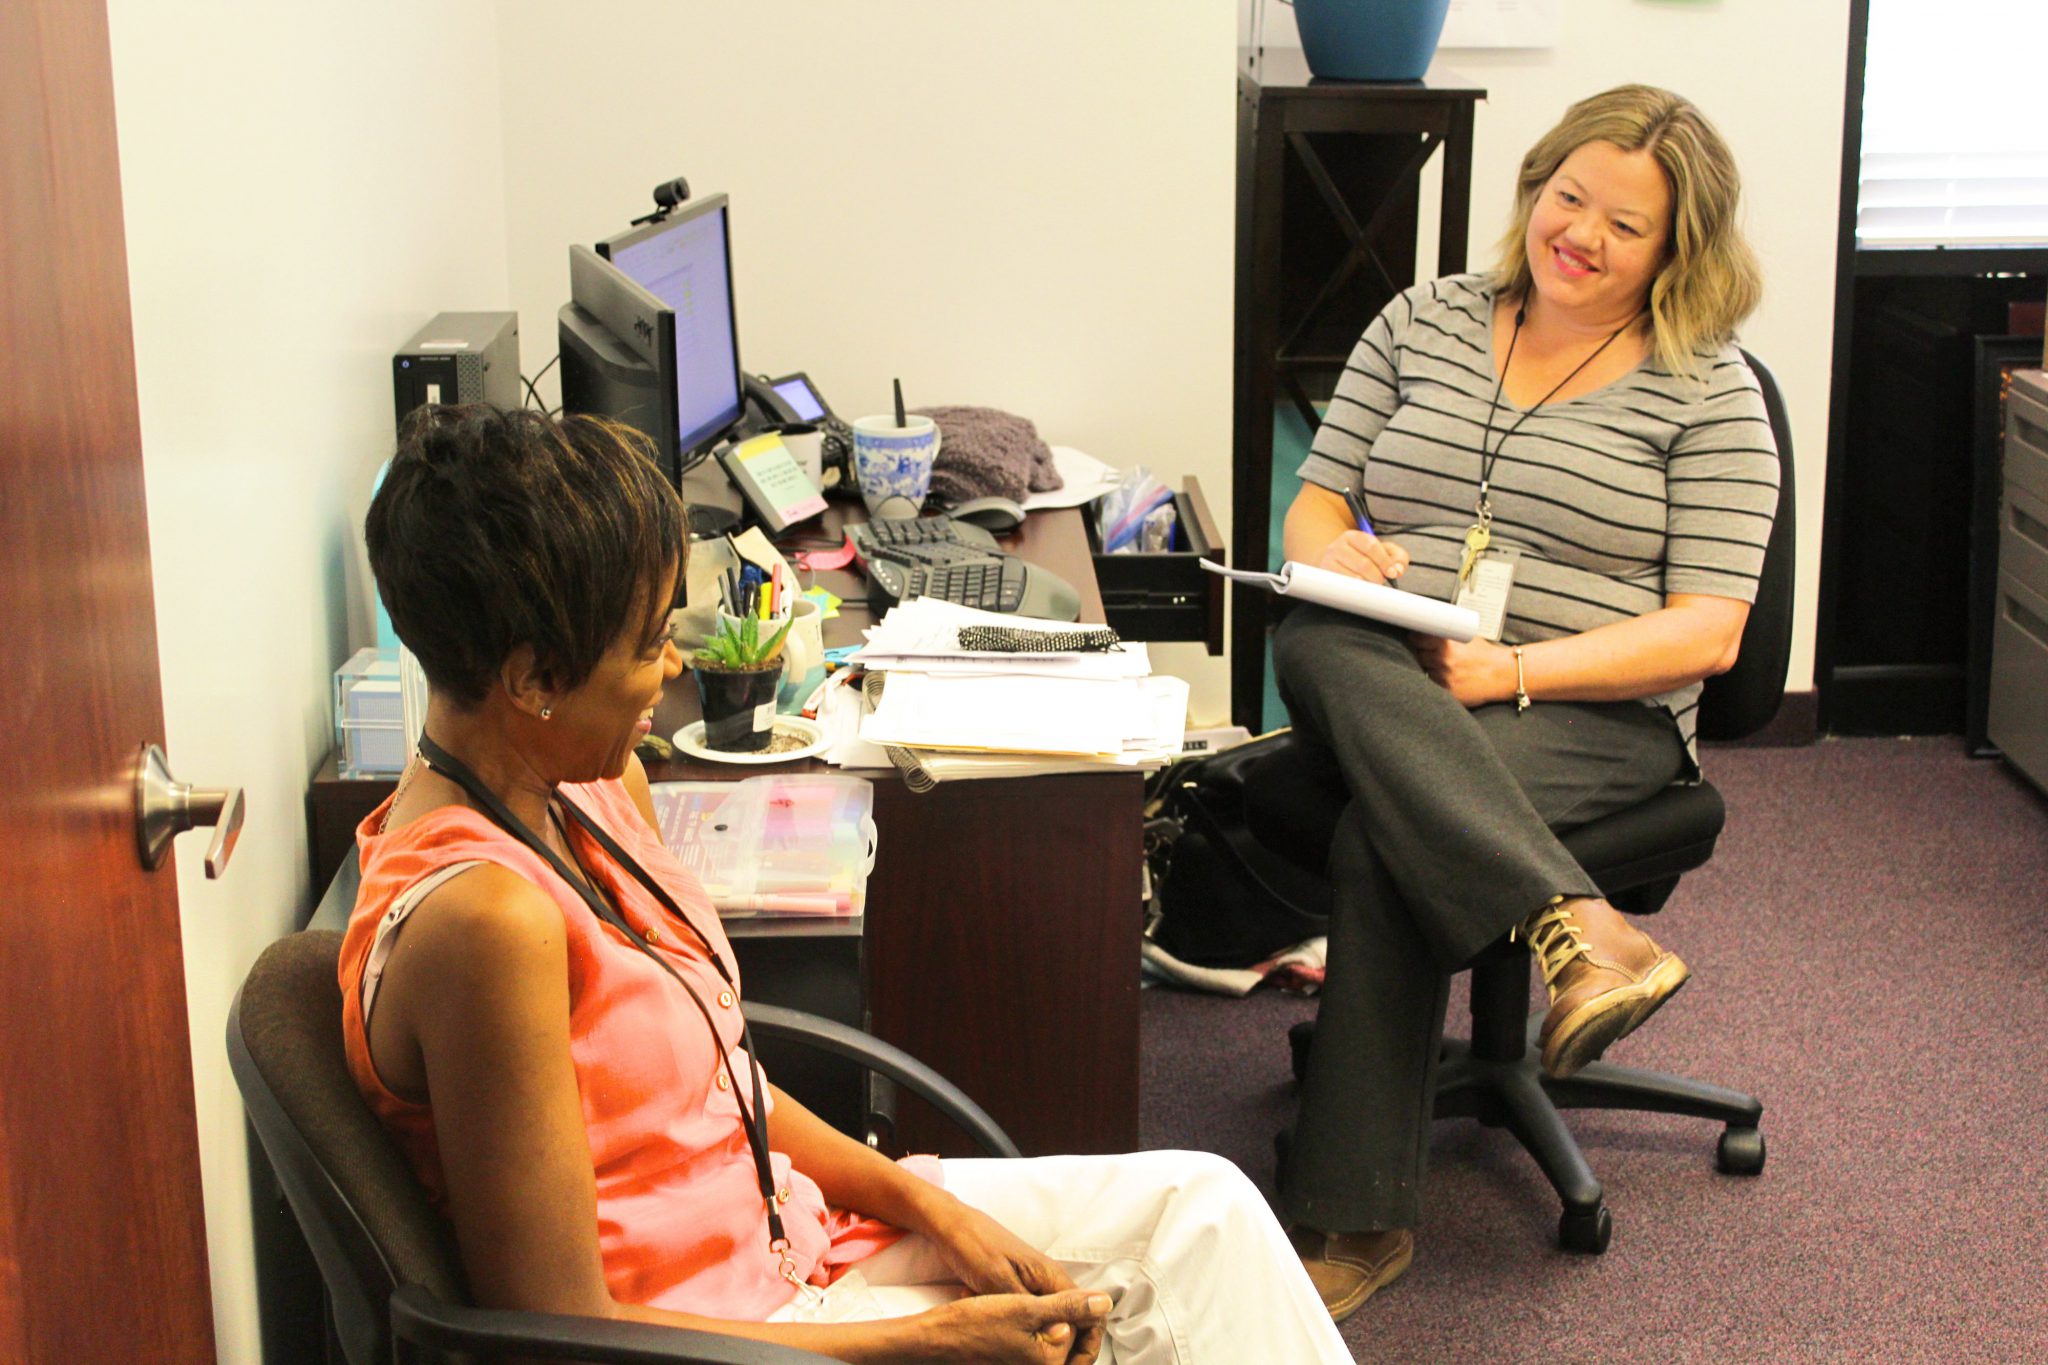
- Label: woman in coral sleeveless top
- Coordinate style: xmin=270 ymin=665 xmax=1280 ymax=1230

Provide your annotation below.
xmin=343 ymin=404 xmax=1350 ymax=1364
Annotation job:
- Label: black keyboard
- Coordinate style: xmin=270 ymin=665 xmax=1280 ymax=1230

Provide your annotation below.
xmin=853 ymin=514 xmax=1082 ymax=620
xmin=869 ymin=539 xmax=1000 ymax=569
xmin=849 ymin=514 xmax=999 ymax=557
xmin=864 ymin=554 xmax=1083 ymax=621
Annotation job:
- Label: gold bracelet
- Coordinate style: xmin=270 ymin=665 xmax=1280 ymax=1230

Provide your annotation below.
xmin=1512 ymin=646 xmax=1531 ymax=713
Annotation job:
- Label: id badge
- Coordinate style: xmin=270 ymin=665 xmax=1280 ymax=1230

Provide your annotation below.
xmin=1453 ymin=545 xmax=1520 ymax=642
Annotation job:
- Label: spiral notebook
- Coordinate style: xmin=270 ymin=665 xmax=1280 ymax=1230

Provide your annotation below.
xmin=1199 ymin=559 xmax=1479 ymax=642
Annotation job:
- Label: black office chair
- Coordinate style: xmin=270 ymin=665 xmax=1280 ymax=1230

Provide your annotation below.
xmin=229 ymin=929 xmax=1021 ymax=1365
xmin=1246 ymin=350 xmax=1795 ymax=1255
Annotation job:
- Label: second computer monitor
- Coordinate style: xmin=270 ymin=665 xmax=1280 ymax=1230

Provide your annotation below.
xmin=598 ymin=193 xmax=743 ymax=464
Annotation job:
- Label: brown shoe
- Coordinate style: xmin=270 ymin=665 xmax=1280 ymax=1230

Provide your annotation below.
xmin=1290 ymin=1227 xmax=1413 ymax=1322
xmin=1524 ymin=897 xmax=1690 ymax=1080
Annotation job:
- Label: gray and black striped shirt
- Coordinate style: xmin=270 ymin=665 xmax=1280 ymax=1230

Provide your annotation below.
xmin=1298 ymin=273 xmax=1780 ymax=762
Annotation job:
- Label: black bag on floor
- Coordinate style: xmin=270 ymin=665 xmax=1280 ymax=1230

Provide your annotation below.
xmin=1147 ymin=732 xmax=1331 ymax=968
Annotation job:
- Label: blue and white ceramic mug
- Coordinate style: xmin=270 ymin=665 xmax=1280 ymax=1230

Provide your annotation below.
xmin=851 ymin=414 xmax=941 ymax=519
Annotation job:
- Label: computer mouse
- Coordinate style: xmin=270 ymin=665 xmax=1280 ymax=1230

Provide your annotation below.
xmin=948 ymin=495 xmax=1027 ymax=533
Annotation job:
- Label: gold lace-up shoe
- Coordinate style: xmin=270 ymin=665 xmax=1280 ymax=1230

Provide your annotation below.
xmin=1522 ymin=897 xmax=1690 ymax=1080
xmin=1290 ymin=1227 xmax=1413 ymax=1323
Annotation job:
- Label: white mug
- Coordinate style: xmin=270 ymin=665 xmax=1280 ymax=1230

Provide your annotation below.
xmin=781 ymin=596 xmax=825 ymax=685
xmin=852 ymin=414 xmax=941 ymax=519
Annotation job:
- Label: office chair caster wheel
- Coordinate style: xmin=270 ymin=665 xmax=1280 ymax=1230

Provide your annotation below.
xmin=1288 ymin=1020 xmax=1316 ymax=1083
xmin=1717 ymin=1125 xmax=1766 ymax=1176
xmin=1558 ymin=1204 xmax=1611 ymax=1255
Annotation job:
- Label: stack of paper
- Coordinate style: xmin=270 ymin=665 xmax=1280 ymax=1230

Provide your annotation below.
xmin=843 ymin=597 xmax=1187 ymax=782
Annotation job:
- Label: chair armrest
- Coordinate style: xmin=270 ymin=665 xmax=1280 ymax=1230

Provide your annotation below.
xmin=741 ymin=1001 xmax=1022 ymax=1159
xmin=390 ymin=1284 xmax=841 ymax=1364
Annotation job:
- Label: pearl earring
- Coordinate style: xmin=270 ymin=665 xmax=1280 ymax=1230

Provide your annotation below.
xmin=540 ymin=705 xmax=553 ymax=720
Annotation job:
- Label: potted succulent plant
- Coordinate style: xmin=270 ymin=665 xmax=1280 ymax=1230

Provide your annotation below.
xmin=693 ymin=614 xmax=792 ymax=752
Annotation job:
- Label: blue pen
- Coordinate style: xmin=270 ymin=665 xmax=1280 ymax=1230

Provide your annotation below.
xmin=1342 ymin=487 xmax=1374 ymax=536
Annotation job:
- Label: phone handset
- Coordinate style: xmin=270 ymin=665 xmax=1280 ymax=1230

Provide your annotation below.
xmin=745 ymin=371 xmax=852 ymax=485
xmin=742 ymin=375 xmax=803 ymax=427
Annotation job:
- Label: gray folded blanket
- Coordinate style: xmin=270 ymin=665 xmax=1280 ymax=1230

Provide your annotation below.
xmin=912 ymin=405 xmax=1066 ymax=505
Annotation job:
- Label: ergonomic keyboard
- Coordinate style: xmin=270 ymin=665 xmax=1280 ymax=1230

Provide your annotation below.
xmin=848 ymin=514 xmax=999 ymax=557
xmin=852 ymin=515 xmax=1082 ymax=621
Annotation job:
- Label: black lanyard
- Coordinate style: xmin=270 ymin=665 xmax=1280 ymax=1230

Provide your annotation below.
xmin=413 ymin=735 xmax=800 ymax=1278
xmin=1475 ymin=304 xmax=1640 ymax=523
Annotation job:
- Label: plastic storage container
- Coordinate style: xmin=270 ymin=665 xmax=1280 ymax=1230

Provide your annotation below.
xmin=334 ymin=646 xmax=408 ymax=778
xmin=650 ymin=774 xmax=877 ymax=916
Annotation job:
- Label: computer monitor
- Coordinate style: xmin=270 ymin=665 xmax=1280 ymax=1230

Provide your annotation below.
xmin=597 ymin=193 xmax=744 ymax=467
xmin=557 ymin=244 xmax=680 ymax=481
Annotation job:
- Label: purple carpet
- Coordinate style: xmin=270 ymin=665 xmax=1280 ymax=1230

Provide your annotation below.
xmin=1139 ymin=737 xmax=2048 ymax=1363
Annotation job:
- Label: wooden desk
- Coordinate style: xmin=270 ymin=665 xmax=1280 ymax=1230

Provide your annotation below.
xmin=307 ymin=504 xmax=1142 ymax=1157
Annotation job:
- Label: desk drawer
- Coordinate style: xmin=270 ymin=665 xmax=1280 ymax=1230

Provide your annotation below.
xmin=1988 ymin=569 xmax=2048 ymax=792
xmin=2001 ymin=478 xmax=2048 ymax=601
xmin=2008 ymin=376 xmax=2048 ymax=512
xmin=1086 ymin=476 xmax=1224 ymax=652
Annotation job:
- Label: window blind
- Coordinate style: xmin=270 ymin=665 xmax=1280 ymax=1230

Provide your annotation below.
xmin=1857 ymin=1 xmax=2048 ymax=248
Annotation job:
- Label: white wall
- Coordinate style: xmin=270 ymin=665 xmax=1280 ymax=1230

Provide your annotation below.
xmin=1251 ymin=0 xmax=1851 ymax=691
xmin=106 ymin=5 xmax=510 ymax=1359
xmin=493 ymin=0 xmax=1241 ymax=719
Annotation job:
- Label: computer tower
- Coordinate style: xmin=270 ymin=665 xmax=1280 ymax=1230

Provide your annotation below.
xmin=392 ymin=311 xmax=521 ymax=428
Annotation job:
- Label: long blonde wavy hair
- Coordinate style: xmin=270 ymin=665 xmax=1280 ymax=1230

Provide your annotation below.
xmin=1493 ymin=85 xmax=1762 ymax=378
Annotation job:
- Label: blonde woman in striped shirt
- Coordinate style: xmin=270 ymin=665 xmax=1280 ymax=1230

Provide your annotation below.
xmin=1272 ymin=85 xmax=1778 ymax=1320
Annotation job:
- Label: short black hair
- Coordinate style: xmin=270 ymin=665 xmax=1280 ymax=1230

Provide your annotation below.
xmin=366 ymin=404 xmax=686 ymax=707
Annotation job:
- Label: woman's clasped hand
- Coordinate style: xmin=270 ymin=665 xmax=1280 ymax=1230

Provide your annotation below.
xmin=1405 ymin=632 xmax=1517 ymax=707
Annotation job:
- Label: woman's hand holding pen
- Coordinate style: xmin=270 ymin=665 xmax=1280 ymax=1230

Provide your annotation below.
xmin=1312 ymin=485 xmax=1408 ymax=584
xmin=1318 ymin=531 xmax=1410 ymax=585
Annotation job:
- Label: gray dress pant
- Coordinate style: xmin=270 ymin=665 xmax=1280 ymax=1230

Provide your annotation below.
xmin=1270 ymin=604 xmax=1686 ymax=1233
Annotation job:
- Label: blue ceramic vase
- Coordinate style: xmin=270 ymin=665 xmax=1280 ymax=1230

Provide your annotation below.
xmin=1292 ymin=0 xmax=1452 ymax=81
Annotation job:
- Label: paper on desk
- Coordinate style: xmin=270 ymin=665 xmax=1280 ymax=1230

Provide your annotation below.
xmin=1020 ymin=446 xmax=1123 ymax=512
xmin=818 ymin=676 xmax=892 ymax=769
xmin=855 ymin=597 xmax=1152 ymax=678
xmin=860 ymin=672 xmax=1187 ymax=761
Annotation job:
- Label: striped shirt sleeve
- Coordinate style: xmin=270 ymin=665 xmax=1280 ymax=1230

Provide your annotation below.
xmin=1298 ymin=298 xmax=1404 ymax=495
xmin=1661 ymin=357 xmax=1780 ymax=602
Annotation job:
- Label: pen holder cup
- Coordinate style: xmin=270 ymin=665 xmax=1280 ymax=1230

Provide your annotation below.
xmin=694 ymin=660 xmax=785 ymax=752
xmin=778 ymin=597 xmax=827 ymax=709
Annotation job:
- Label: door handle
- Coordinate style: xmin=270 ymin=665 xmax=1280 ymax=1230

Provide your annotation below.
xmin=135 ymin=743 xmax=245 ymax=879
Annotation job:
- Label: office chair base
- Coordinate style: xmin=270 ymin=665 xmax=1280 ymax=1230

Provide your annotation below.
xmin=1287 ymin=1019 xmax=1765 ymax=1255
xmin=1558 ymin=1204 xmax=1612 ymax=1254
xmin=1716 ymin=1124 xmax=1767 ymax=1176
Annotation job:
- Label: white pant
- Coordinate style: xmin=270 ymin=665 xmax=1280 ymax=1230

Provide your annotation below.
xmin=769 ymin=1149 xmax=1351 ymax=1363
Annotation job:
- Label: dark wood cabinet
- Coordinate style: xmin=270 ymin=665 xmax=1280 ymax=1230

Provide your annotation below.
xmin=1231 ymin=49 xmax=1484 ymax=727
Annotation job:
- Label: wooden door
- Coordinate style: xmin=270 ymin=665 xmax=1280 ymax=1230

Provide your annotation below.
xmin=0 ymin=2 xmax=218 ymax=1359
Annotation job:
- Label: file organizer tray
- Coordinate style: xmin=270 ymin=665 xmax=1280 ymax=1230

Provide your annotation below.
xmin=1084 ymin=476 xmax=1225 ymax=653
xmin=649 ymin=774 xmax=877 ymax=916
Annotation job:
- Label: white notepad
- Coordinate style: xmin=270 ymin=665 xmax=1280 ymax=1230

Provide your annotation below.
xmin=1200 ymin=559 xmax=1480 ymax=641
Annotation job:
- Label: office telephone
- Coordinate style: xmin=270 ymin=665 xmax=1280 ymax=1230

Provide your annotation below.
xmin=745 ymin=372 xmax=853 ymax=483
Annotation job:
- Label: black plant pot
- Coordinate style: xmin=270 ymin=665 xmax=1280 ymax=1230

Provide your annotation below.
xmin=694 ymin=664 xmax=783 ymax=752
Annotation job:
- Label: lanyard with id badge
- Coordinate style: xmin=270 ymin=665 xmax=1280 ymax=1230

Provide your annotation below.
xmin=1459 ymin=304 xmax=1642 ymax=652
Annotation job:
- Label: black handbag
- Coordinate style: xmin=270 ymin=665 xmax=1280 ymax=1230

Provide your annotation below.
xmin=1146 ymin=732 xmax=1332 ymax=969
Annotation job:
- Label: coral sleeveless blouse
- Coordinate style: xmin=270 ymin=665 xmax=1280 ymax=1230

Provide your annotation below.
xmin=338 ymin=777 xmax=928 ymax=1320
